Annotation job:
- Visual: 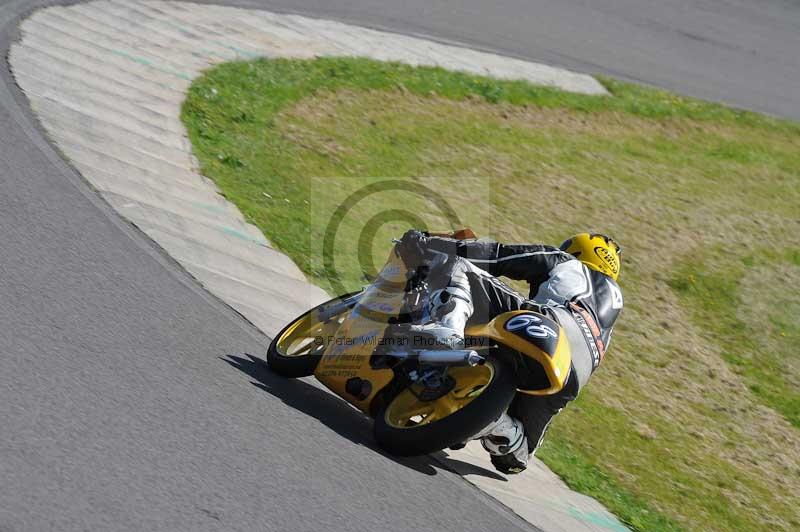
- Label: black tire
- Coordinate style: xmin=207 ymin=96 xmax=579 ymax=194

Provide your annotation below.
xmin=267 ymin=292 xmax=361 ymax=378
xmin=373 ymin=358 xmax=517 ymax=456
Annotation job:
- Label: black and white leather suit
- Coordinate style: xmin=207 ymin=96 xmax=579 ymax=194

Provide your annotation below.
xmin=421 ymin=236 xmax=624 ymax=454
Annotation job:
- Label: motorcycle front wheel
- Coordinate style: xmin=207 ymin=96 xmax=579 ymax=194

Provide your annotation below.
xmin=267 ymin=292 xmax=360 ymax=378
xmin=373 ymin=358 xmax=517 ymax=456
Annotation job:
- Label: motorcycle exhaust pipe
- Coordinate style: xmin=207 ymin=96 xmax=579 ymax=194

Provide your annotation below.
xmin=416 ymin=349 xmax=485 ymax=367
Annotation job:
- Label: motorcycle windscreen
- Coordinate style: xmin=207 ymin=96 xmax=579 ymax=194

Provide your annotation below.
xmin=314 ymin=250 xmax=407 ymax=412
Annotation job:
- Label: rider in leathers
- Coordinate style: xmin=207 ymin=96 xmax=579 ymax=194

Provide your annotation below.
xmin=398 ymin=231 xmax=623 ymax=474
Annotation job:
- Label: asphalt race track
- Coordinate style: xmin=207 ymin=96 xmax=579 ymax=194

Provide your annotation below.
xmin=1 ymin=0 xmax=797 ymax=530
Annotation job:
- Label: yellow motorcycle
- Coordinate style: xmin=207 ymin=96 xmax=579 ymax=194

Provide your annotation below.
xmin=267 ymin=231 xmax=572 ymax=456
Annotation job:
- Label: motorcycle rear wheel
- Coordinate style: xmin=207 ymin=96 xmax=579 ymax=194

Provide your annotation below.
xmin=373 ymin=358 xmax=517 ymax=456
xmin=267 ymin=292 xmax=359 ymax=378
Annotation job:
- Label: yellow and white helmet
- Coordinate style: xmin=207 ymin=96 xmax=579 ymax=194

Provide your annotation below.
xmin=560 ymin=233 xmax=622 ymax=281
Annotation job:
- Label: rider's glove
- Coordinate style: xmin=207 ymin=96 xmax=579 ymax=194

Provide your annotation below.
xmin=396 ymin=229 xmax=428 ymax=268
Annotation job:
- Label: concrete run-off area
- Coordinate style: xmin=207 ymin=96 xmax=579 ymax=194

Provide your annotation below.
xmin=9 ymin=1 xmax=622 ymax=530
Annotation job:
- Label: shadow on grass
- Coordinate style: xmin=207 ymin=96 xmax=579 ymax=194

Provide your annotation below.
xmin=222 ymin=353 xmax=506 ymax=482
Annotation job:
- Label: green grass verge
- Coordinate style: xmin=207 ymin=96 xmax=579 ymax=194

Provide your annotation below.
xmin=537 ymin=401 xmax=682 ymax=532
xmin=670 ymin=249 xmax=800 ymax=427
xmin=182 ymin=57 xmax=800 ymax=531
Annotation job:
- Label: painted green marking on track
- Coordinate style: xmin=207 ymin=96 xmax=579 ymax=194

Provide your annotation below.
xmin=190 ymin=201 xmax=228 ymax=215
xmin=567 ymin=506 xmax=629 ymax=531
xmin=218 ymin=225 xmax=264 ymax=244
xmin=111 ymin=49 xmax=153 ymax=66
xmin=111 ymin=49 xmax=192 ymax=80
xmin=212 ymin=41 xmax=259 ymax=58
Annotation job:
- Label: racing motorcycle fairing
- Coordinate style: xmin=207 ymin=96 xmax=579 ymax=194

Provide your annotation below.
xmin=314 ymin=251 xmax=407 ymax=413
xmin=465 ymin=310 xmax=572 ymax=396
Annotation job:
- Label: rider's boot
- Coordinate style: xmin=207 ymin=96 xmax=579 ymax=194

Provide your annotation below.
xmin=410 ymin=285 xmax=472 ymax=350
xmin=477 ymin=413 xmax=529 ymax=475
